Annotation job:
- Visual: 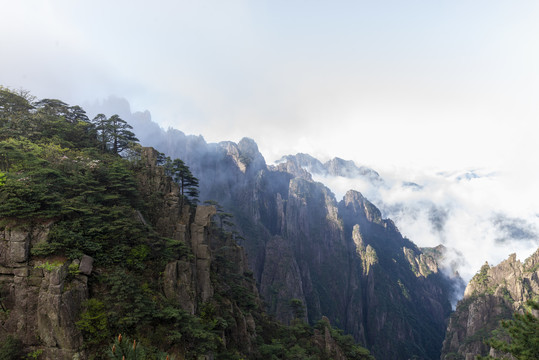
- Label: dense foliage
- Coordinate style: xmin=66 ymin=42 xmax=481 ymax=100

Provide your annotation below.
xmin=0 ymin=87 xmax=373 ymax=359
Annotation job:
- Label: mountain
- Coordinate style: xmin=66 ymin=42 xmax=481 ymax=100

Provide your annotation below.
xmin=126 ymin=118 xmax=457 ymax=359
xmin=0 ymin=88 xmax=374 ymax=359
xmin=441 ymin=249 xmax=539 ymax=359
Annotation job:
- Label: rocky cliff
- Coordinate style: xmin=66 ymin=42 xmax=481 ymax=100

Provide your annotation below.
xmin=0 ymin=145 xmax=255 ymax=358
xmin=136 ymin=130 xmax=456 ymax=360
xmin=136 ymin=147 xmax=261 ymax=354
xmin=0 ymin=222 xmax=88 ymax=359
xmin=441 ymin=248 xmax=539 ymax=360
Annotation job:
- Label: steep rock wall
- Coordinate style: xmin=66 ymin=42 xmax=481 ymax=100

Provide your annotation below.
xmin=0 ymin=222 xmax=88 ymax=359
xmin=138 ymin=148 xmax=260 ymax=355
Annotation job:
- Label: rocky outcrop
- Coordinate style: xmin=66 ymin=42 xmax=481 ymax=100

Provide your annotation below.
xmin=163 ymin=260 xmax=196 ymax=314
xmin=441 ymin=249 xmax=539 ymax=360
xmin=218 ymin=138 xmax=266 ymax=175
xmin=0 ymin=222 xmax=51 ymax=266
xmin=162 ymin=205 xmax=219 ymax=313
xmin=189 ymin=205 xmax=216 ymax=303
xmin=276 ymin=153 xmax=326 ymax=175
xmin=0 ymin=222 xmax=89 ymax=359
xmin=403 ymin=246 xmax=439 ymax=278
xmin=135 ymin=146 xmax=192 ymax=238
xmin=271 ymin=158 xmax=314 ymax=181
xmin=36 ymin=263 xmax=87 ymax=359
xmin=339 ymin=190 xmax=452 ymax=359
xmin=220 ymin=141 xmax=249 ymax=173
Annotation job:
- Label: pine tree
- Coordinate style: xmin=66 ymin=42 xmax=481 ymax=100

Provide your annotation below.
xmin=171 ymin=158 xmax=199 ymax=203
xmin=91 ymin=114 xmax=138 ymax=154
xmin=108 ymin=114 xmax=138 ymax=154
xmin=92 ymin=113 xmax=110 ymax=152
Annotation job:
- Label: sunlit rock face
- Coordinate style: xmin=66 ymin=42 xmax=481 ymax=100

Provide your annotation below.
xmin=441 ymin=249 xmax=539 ymax=360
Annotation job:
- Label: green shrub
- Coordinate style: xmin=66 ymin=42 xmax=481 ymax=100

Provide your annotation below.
xmin=0 ymin=335 xmax=24 ymax=360
xmin=68 ymin=262 xmax=80 ymax=276
xmin=34 ymin=261 xmax=63 ymax=272
xmin=76 ymin=299 xmax=110 ymax=349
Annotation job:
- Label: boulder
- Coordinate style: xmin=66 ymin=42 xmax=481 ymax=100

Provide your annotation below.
xmin=78 ymin=255 xmax=94 ymax=276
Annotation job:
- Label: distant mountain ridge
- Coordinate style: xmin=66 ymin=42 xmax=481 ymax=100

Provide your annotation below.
xmin=276 ymin=153 xmax=383 ymax=184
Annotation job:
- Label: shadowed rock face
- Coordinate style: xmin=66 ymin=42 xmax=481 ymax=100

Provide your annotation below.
xmin=259 ymin=235 xmax=307 ymax=322
xmin=441 ymin=249 xmax=539 ymax=360
xmin=145 ymin=134 xmax=455 ymax=360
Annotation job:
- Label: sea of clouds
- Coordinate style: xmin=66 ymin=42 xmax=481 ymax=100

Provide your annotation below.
xmin=310 ymin=166 xmax=539 ymax=284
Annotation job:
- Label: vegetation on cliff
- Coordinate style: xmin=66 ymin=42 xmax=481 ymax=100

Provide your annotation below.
xmin=0 ymin=87 xmax=372 ymax=359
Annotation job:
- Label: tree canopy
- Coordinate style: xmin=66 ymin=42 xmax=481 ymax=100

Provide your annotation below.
xmin=91 ymin=113 xmax=138 ymax=154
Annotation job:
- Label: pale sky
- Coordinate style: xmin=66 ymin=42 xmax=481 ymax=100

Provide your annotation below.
xmin=1 ymin=1 xmax=538 ymax=276
xmin=1 ymin=1 xmax=538 ymax=169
